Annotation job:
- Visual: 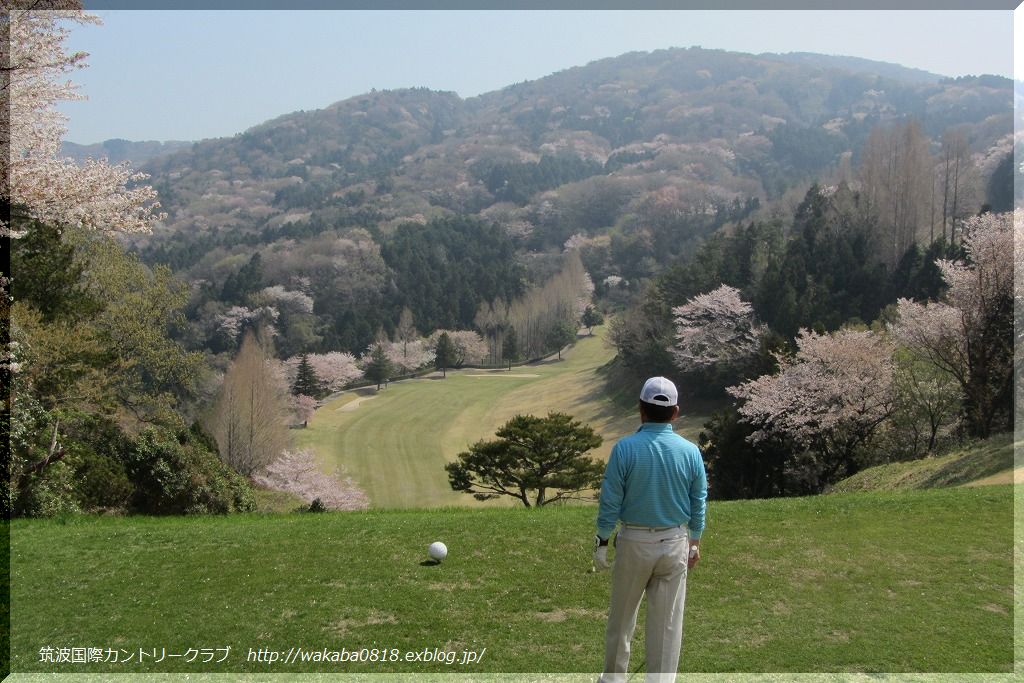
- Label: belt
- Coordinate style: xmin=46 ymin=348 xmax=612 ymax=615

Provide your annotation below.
xmin=623 ymin=523 xmax=683 ymax=532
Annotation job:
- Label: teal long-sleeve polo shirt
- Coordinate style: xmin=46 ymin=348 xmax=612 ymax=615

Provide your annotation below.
xmin=596 ymin=422 xmax=708 ymax=541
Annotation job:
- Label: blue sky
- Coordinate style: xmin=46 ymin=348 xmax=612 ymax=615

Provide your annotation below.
xmin=59 ymin=10 xmax=1015 ymax=144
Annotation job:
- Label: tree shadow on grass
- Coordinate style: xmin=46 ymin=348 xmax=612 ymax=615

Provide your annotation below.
xmin=918 ymin=441 xmax=1014 ymax=488
xmin=525 ymin=357 xmax=565 ymax=367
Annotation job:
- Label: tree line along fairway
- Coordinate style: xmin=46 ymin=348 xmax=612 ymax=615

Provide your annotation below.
xmin=293 ymin=326 xmax=708 ymax=509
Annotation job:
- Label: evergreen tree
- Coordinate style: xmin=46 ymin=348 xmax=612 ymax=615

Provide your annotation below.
xmin=364 ymin=343 xmax=393 ymax=390
xmin=221 ymin=252 xmax=264 ymax=305
xmin=292 ymin=354 xmax=325 ymax=398
xmin=502 ymin=327 xmax=519 ymax=371
xmin=10 ymin=221 xmax=103 ymax=322
xmin=699 ymin=407 xmax=794 ymax=499
xmin=382 ymin=216 xmax=525 ymax=332
xmin=434 ymin=332 xmax=456 ymax=378
xmin=986 ymin=152 xmax=1014 ymax=213
xmin=445 ymin=413 xmax=604 ymax=507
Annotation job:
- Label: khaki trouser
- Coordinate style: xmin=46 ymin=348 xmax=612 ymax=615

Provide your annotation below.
xmin=599 ymin=525 xmax=690 ymax=683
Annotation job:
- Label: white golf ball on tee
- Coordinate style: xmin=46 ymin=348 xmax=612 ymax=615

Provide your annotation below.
xmin=428 ymin=541 xmax=448 ymax=562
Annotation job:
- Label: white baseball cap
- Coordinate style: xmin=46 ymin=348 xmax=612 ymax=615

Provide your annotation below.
xmin=640 ymin=376 xmax=678 ymax=407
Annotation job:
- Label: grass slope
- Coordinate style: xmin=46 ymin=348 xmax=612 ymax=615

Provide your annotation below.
xmin=9 ymin=485 xmax=1013 ymax=674
xmin=829 ymin=433 xmax=1018 ymax=493
xmin=295 ymin=327 xmax=709 ymax=509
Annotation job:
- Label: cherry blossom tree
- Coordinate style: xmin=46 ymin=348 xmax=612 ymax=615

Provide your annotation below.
xmin=253 ymin=286 xmax=314 ymax=314
xmin=671 ymin=285 xmax=767 ymax=373
xmin=384 ymin=338 xmax=435 ymax=374
xmin=4 ymin=8 xmax=162 ymax=234
xmin=290 ymin=393 xmax=318 ymax=426
xmin=252 ymin=450 xmax=368 ymax=511
xmin=728 ymin=328 xmax=895 ymax=486
xmin=428 ymin=330 xmax=488 ymax=367
xmin=891 ymin=210 xmax=1015 ymax=437
xmin=214 ymin=305 xmax=279 ymax=347
xmin=563 ymin=232 xmax=590 ymax=252
xmin=281 ymin=352 xmax=363 ymax=394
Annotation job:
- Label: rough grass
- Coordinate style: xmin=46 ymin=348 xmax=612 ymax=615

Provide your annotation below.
xmin=8 ymin=485 xmax=1013 ymax=675
xmin=293 ymin=326 xmax=710 ymax=509
xmin=829 ymin=433 xmax=1017 ymax=494
xmin=251 ymin=487 xmax=309 ymax=514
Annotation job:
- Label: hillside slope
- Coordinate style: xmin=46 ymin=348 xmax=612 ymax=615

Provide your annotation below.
xmin=133 ymin=47 xmax=1013 ymax=271
xmin=829 ymin=433 xmax=1017 ymax=493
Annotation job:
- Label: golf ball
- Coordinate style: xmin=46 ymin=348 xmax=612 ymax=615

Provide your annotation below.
xmin=428 ymin=541 xmax=448 ymax=561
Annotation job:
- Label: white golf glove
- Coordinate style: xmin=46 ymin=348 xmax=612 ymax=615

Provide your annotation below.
xmin=593 ymin=535 xmax=611 ymax=571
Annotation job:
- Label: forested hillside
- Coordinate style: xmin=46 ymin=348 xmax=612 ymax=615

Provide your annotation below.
xmin=124 ymin=47 xmax=1014 ymax=362
xmin=12 ymin=24 xmax=1017 ymax=519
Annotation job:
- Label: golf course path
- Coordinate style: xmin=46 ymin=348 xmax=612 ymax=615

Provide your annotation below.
xmin=335 ymin=394 xmax=378 ymax=412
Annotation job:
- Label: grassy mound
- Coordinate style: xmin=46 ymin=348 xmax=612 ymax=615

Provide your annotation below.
xmin=10 ymin=485 xmax=1013 ymax=674
xmin=829 ymin=433 xmax=1017 ymax=494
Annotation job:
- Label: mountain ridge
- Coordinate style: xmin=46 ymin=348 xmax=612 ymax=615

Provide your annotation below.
xmin=124 ymin=45 xmax=1013 ymax=298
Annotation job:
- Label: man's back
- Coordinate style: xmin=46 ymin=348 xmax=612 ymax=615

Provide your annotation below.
xmin=594 ymin=377 xmax=708 ymax=683
xmin=597 ymin=423 xmax=706 ymax=540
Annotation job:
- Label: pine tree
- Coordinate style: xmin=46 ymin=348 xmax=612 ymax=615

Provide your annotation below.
xmin=292 ymin=354 xmax=325 ymax=398
xmin=502 ymin=327 xmax=519 ymax=371
xmin=364 ymin=343 xmax=394 ymax=390
xmin=434 ymin=332 xmax=456 ymax=378
xmin=445 ymin=413 xmax=604 ymax=507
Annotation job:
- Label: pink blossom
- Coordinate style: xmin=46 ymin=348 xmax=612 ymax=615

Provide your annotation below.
xmin=281 ymin=352 xmax=363 ymax=393
xmin=384 ymin=339 xmax=435 ymax=373
xmin=6 ymin=11 xmax=163 ymax=234
xmin=891 ymin=210 xmax=1016 ymax=383
xmin=671 ymin=285 xmax=766 ymax=371
xmin=291 ymin=394 xmax=318 ymax=424
xmin=253 ymin=450 xmax=368 ymax=511
xmin=729 ymin=328 xmax=895 ymax=451
xmin=428 ymin=330 xmax=488 ymax=365
xmin=256 ymin=286 xmax=314 ymax=314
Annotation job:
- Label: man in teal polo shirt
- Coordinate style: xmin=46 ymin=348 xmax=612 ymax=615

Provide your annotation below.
xmin=593 ymin=376 xmax=707 ymax=683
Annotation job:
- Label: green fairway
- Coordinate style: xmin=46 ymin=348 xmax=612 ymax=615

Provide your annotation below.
xmin=294 ymin=327 xmax=709 ymax=509
xmin=8 ymin=485 xmax=1013 ymax=674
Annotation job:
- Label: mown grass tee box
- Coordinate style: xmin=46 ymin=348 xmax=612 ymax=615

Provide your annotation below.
xmin=8 ymin=485 xmax=1013 ymax=674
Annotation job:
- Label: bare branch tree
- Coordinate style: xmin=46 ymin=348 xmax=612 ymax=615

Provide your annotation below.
xmin=209 ymin=331 xmax=290 ymax=476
